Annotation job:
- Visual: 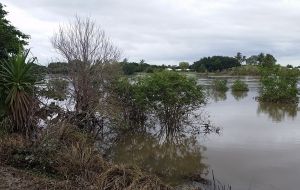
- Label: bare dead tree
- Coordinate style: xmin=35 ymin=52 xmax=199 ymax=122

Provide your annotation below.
xmin=51 ymin=16 xmax=121 ymax=114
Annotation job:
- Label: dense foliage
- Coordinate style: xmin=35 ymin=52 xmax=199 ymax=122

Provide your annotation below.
xmin=231 ymin=80 xmax=249 ymax=91
xmin=259 ymin=66 xmax=299 ymax=103
xmin=120 ymin=59 xmax=166 ymax=75
xmin=212 ymin=79 xmax=229 ymax=92
xmin=47 ymin=62 xmax=69 ymax=75
xmin=115 ymin=71 xmax=205 ymax=135
xmin=258 ymin=53 xmax=277 ymax=67
xmin=0 ymin=3 xmax=29 ymax=60
xmin=246 ymin=53 xmax=277 ymax=67
xmin=235 ymin=52 xmax=246 ymax=65
xmin=245 ymin=55 xmax=259 ymax=65
xmin=0 ymin=50 xmax=37 ymax=135
xmin=28 ymin=63 xmax=47 ymax=80
xmin=138 ymin=71 xmax=205 ymax=133
xmin=113 ymin=77 xmax=147 ymax=129
xmin=192 ymin=56 xmax=240 ymax=72
xmin=179 ymin=62 xmax=189 ymax=70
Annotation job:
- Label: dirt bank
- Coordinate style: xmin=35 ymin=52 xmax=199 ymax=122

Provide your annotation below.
xmin=0 ymin=164 xmax=88 ymax=190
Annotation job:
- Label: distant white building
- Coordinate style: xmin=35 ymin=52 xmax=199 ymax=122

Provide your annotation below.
xmin=166 ymin=68 xmax=173 ymax=71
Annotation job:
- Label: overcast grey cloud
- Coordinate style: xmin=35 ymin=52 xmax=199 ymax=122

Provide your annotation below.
xmin=2 ymin=0 xmax=300 ymax=66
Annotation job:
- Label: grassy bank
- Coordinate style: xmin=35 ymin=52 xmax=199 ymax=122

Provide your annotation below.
xmin=0 ymin=122 xmax=171 ymax=190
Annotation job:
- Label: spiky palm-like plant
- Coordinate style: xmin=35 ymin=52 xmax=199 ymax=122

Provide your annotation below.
xmin=0 ymin=49 xmax=37 ymax=135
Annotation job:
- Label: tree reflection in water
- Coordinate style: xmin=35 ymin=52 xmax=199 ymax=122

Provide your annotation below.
xmin=257 ymin=101 xmax=298 ymax=122
xmin=207 ymin=89 xmax=227 ymax=102
xmin=108 ymin=132 xmax=208 ymax=186
xmin=231 ymin=90 xmax=248 ymax=101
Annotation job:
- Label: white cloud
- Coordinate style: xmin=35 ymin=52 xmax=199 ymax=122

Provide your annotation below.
xmin=2 ymin=0 xmax=300 ymax=66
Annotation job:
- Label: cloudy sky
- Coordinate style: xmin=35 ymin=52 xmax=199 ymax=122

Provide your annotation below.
xmin=2 ymin=0 xmax=300 ymax=66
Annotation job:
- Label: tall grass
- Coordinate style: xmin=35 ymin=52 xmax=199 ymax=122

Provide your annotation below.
xmin=0 ymin=121 xmax=172 ymax=190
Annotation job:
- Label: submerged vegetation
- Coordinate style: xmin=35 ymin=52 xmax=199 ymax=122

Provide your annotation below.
xmin=259 ymin=66 xmax=299 ymax=103
xmin=212 ymin=79 xmax=229 ymax=92
xmin=114 ymin=71 xmax=210 ymax=139
xmin=134 ymin=71 xmax=205 ymax=135
xmin=231 ymin=80 xmax=249 ymax=92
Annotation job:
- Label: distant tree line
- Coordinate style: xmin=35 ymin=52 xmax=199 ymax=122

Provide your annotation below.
xmin=120 ymin=59 xmax=167 ymax=75
xmin=191 ymin=56 xmax=240 ymax=72
xmin=45 ymin=60 xmax=168 ymax=76
xmin=47 ymin=62 xmax=69 ymax=74
xmin=245 ymin=53 xmax=277 ymax=67
xmin=44 ymin=53 xmax=297 ymax=76
xmin=191 ymin=52 xmax=278 ymax=73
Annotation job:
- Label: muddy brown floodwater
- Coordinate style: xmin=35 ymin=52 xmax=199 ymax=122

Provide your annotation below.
xmin=200 ymin=76 xmax=300 ymax=190
xmin=108 ymin=75 xmax=300 ymax=190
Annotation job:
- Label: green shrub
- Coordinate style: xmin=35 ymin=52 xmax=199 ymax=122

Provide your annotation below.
xmin=122 ymin=63 xmax=137 ymax=75
xmin=259 ymin=66 xmax=299 ymax=103
xmin=0 ymin=49 xmax=37 ymax=136
xmin=145 ymin=67 xmax=154 ymax=73
xmin=113 ymin=77 xmax=147 ymax=129
xmin=115 ymin=71 xmax=205 ymax=132
xmin=47 ymin=62 xmax=69 ymax=75
xmin=231 ymin=80 xmax=249 ymax=91
xmin=212 ymin=79 xmax=228 ymax=91
xmin=135 ymin=71 xmax=205 ymax=130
